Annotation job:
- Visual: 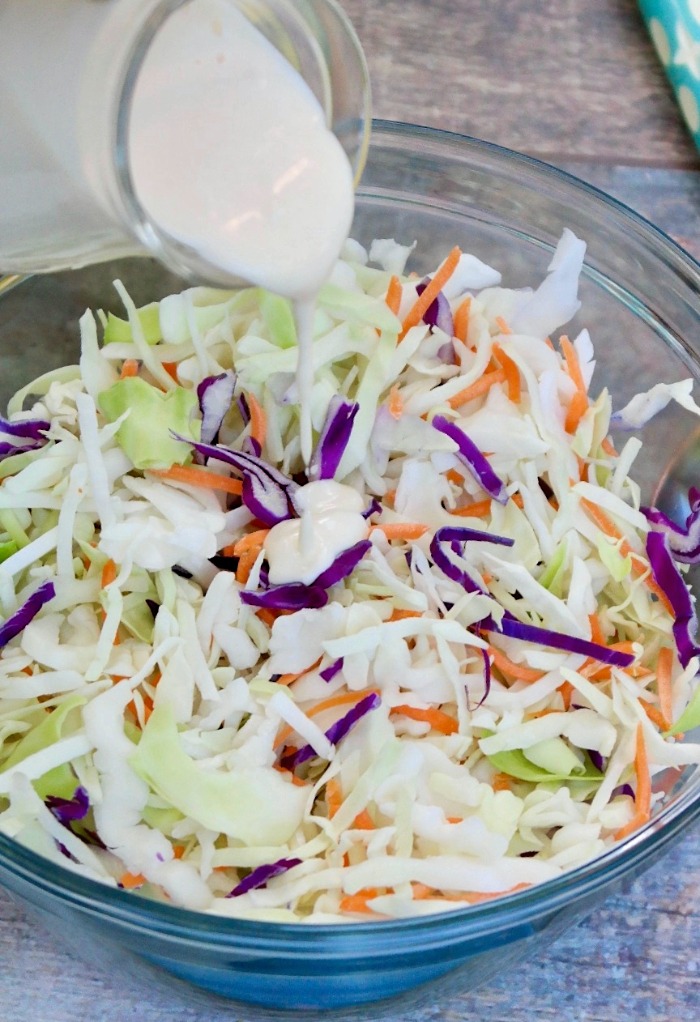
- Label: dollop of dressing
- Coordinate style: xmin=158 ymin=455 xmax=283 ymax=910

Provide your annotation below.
xmin=264 ymin=481 xmax=368 ymax=586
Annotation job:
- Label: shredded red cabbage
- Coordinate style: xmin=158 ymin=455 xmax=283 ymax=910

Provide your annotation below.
xmin=473 ymin=646 xmax=491 ymax=709
xmin=489 ymin=613 xmax=635 ymax=667
xmin=308 ymin=397 xmax=359 ymax=481
xmin=176 ymin=436 xmax=297 ymax=526
xmin=241 ymin=584 xmax=329 ymax=611
xmin=0 ymin=580 xmax=55 ymax=649
xmin=282 ymin=692 xmax=381 ymax=768
xmin=228 ymin=856 xmax=303 ymax=897
xmin=0 ymin=414 xmax=50 ymax=441
xmin=362 ymin=497 xmax=382 ymax=520
xmin=46 ymin=786 xmax=90 ymax=825
xmin=646 ymin=530 xmax=700 ymax=667
xmin=642 ymin=490 xmax=700 ymax=564
xmin=196 ymin=371 xmax=236 ymax=444
xmin=430 ymin=525 xmax=513 ymax=595
xmin=320 ymin=657 xmax=344 ymax=682
xmin=415 ymin=279 xmax=454 ymax=336
xmin=0 ymin=441 xmax=43 ymax=462
xmin=432 ymin=416 xmax=508 ymax=504
xmin=312 ymin=540 xmax=371 ymax=588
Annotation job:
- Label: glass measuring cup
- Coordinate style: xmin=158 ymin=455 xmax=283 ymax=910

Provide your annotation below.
xmin=0 ymin=0 xmax=371 ymax=286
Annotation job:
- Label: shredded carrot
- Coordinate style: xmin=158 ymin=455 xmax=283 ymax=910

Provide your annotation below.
xmin=560 ymin=335 xmax=587 ymax=393
xmin=445 ymin=468 xmax=464 ymax=486
xmin=639 ymin=698 xmax=671 ymax=733
xmin=588 ymin=612 xmax=606 ymax=646
xmin=351 ymin=809 xmax=375 ymax=830
xmin=119 ymin=872 xmax=146 ymax=889
xmin=247 ymin=391 xmax=267 ymax=448
xmin=119 ymin=358 xmax=139 ymax=379
xmin=325 ymin=777 xmax=343 ymax=819
xmin=274 ymin=688 xmax=380 ymax=749
xmin=232 ymin=528 xmax=270 ymax=557
xmin=453 ymin=296 xmax=472 ymax=345
xmin=492 ymin=342 xmax=520 ymax=403
xmin=446 ymin=816 xmax=463 ymax=824
xmin=451 ymin=498 xmax=493 ymax=519
xmin=370 ymin=522 xmax=428 ymax=540
xmin=494 ymin=315 xmax=512 ymax=336
xmin=272 ymin=763 xmax=308 ymax=786
xmin=614 ymin=723 xmax=651 ymax=840
xmin=276 ymin=657 xmax=322 ymax=688
xmin=558 ymin=680 xmax=574 ymax=711
xmin=388 ymin=608 xmax=423 ymax=622
xmin=256 ymin=608 xmax=277 ymax=628
xmin=390 ymin=704 xmax=459 ymax=735
xmin=385 ymin=275 xmax=402 ymax=316
xmin=410 ymin=882 xmax=530 ymax=904
xmin=601 ymin=436 xmax=618 ymax=457
xmin=160 ymin=361 xmax=180 ymax=382
xmin=565 ymin=389 xmax=589 ymax=434
xmin=150 ymin=464 xmax=243 ymax=496
xmin=446 ymin=368 xmax=507 ymax=409
xmin=172 ymin=845 xmax=186 ymax=859
xmin=656 ymin=646 xmax=674 ymax=728
xmin=580 ymin=497 xmax=674 ymax=614
xmin=492 ymin=772 xmax=513 ymax=792
xmin=489 ymin=646 xmax=544 ymax=683
xmin=399 ymin=246 xmax=461 ymax=340
xmin=236 ymin=546 xmax=260 ymax=585
xmin=338 ymin=889 xmax=382 ymax=914
xmin=101 ymin=559 xmax=117 ymax=588
xmin=388 ymin=385 xmax=404 ymax=419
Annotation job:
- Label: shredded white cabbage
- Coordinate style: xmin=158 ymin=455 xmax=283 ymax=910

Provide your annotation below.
xmin=0 ymin=231 xmax=698 ymax=922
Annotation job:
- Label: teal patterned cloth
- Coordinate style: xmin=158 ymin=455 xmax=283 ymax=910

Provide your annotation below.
xmin=639 ymin=0 xmax=700 ymax=149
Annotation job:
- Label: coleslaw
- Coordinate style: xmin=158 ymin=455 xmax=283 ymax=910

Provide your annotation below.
xmin=0 ymin=229 xmax=699 ymax=921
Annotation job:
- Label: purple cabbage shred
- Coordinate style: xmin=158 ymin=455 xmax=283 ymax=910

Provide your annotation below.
xmin=320 ymin=657 xmax=344 ymax=683
xmin=196 ymin=371 xmax=236 ymax=444
xmin=646 ymin=530 xmax=700 ymax=667
xmin=281 ymin=692 xmax=381 ymax=769
xmin=228 ymin=856 xmax=303 ymax=897
xmin=241 ymin=584 xmax=328 ymax=611
xmin=46 ymin=786 xmax=90 ymax=826
xmin=432 ymin=416 xmax=508 ymax=504
xmin=0 ymin=580 xmax=55 ymax=649
xmin=415 ymin=279 xmax=454 ymax=336
xmin=308 ymin=397 xmax=359 ymax=481
xmin=642 ymin=488 xmax=700 ymax=564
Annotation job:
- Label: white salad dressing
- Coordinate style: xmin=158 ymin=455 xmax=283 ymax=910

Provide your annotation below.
xmin=264 ymin=481 xmax=368 ymax=585
xmin=128 ymin=0 xmax=356 ymax=464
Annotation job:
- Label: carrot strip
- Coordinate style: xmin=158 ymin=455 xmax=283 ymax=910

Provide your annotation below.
xmin=101 ymin=559 xmax=117 ymax=588
xmin=161 ymin=362 xmax=180 ymax=382
xmin=399 ymin=246 xmax=461 ymax=340
xmin=119 ymin=872 xmax=146 ymax=889
xmin=276 ymin=657 xmax=322 ymax=688
xmin=150 ymin=464 xmax=243 ymax=496
xmin=247 ymin=392 xmax=267 ymax=448
xmin=410 ymin=882 xmax=530 ymax=904
xmin=385 ymin=275 xmax=402 ymax=316
xmin=656 ymin=646 xmax=674 ymax=727
xmin=446 ymin=368 xmax=507 ymax=410
xmin=453 ymin=296 xmax=472 ymax=345
xmin=390 ymin=704 xmax=459 ymax=735
xmin=371 ymin=522 xmax=428 ymax=540
xmin=558 ymin=680 xmax=574 ymax=710
xmin=560 ymin=335 xmax=587 ymax=393
xmin=388 ymin=608 xmax=423 ymax=622
xmin=614 ymin=723 xmax=651 ymax=840
xmin=236 ymin=546 xmax=260 ymax=585
xmin=489 ymin=646 xmax=544 ymax=683
xmin=492 ymin=343 xmax=520 ymax=403
xmin=445 ymin=468 xmax=464 ymax=486
xmin=274 ymin=688 xmax=380 ymax=749
xmin=494 ymin=315 xmax=512 ymax=336
xmin=492 ymin=772 xmax=513 ymax=792
xmin=325 ymin=778 xmax=343 ymax=819
xmin=351 ymin=809 xmax=375 ymax=830
xmin=450 ymin=498 xmax=493 ymax=519
xmin=232 ymin=528 xmax=270 ymax=557
xmin=119 ymin=359 xmax=139 ymax=379
xmin=339 ymin=889 xmax=381 ymax=914
xmin=639 ymin=698 xmax=671 ymax=733
xmin=388 ymin=385 xmax=404 ymax=419
xmin=601 ymin=436 xmax=618 ymax=458
xmin=588 ymin=612 xmax=605 ymax=646
xmin=580 ymin=498 xmax=674 ymax=614
xmin=565 ymin=390 xmax=588 ymax=434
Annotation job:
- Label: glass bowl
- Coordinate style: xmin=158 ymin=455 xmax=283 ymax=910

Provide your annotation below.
xmin=0 ymin=120 xmax=699 ymax=1018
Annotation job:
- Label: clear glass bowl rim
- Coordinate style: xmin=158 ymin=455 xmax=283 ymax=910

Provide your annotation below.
xmin=0 ymin=119 xmax=699 ymax=954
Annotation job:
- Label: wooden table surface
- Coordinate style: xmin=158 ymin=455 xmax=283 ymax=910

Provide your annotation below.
xmin=2 ymin=1 xmax=699 ymax=1019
